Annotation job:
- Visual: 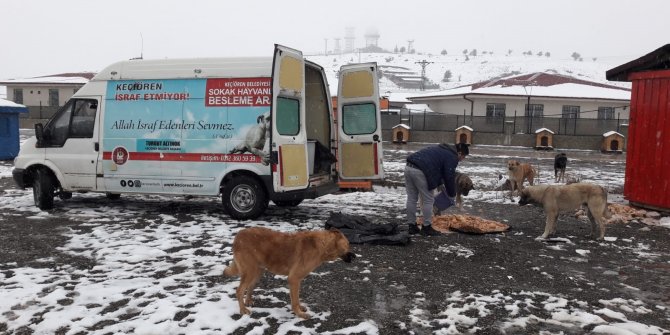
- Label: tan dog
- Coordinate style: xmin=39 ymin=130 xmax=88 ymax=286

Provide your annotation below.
xmin=507 ymin=160 xmax=536 ymax=197
xmin=223 ymin=227 xmax=355 ymax=319
xmin=518 ymin=183 xmax=611 ymax=240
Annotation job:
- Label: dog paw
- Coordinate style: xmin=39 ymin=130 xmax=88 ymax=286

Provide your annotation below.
xmin=300 ymin=305 xmax=308 ymax=312
xmin=295 ymin=311 xmax=310 ymax=319
xmin=240 ymin=307 xmax=251 ymax=315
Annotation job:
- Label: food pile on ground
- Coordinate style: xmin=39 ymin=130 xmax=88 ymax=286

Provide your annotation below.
xmin=417 ymin=215 xmax=509 ymax=234
xmin=575 ymin=203 xmax=666 ymax=226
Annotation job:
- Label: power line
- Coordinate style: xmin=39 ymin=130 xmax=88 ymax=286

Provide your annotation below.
xmin=415 ymin=60 xmax=433 ymax=91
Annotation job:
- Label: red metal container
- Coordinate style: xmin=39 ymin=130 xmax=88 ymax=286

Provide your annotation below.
xmin=607 ymin=45 xmax=670 ymax=212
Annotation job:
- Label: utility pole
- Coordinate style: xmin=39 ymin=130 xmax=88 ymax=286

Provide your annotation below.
xmin=324 ymin=38 xmax=328 ymax=55
xmin=407 ymin=39 xmax=414 ymax=54
xmin=415 ymin=60 xmax=433 ymax=91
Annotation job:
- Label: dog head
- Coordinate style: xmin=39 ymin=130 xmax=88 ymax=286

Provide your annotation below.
xmin=256 ymin=111 xmax=271 ymax=131
xmin=518 ymin=188 xmax=532 ymax=206
xmin=458 ymin=175 xmax=475 ymax=196
xmin=327 ymin=229 xmax=356 ymax=263
xmin=507 ymin=160 xmax=520 ymax=171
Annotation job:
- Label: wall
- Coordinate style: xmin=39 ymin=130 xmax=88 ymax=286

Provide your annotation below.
xmin=7 ymin=85 xmax=81 ymax=108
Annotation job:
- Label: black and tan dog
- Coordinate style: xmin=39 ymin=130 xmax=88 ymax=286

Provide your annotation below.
xmin=224 ymin=227 xmax=355 ymax=319
xmin=554 ymin=153 xmax=568 ymax=183
xmin=518 ymin=183 xmax=611 ymax=240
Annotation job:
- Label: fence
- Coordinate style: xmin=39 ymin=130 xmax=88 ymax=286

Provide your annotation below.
xmin=383 ymin=110 xmax=628 ymax=136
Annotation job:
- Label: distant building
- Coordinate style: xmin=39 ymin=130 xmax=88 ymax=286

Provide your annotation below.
xmin=0 ymin=73 xmax=95 ymax=124
xmin=407 ymin=72 xmax=631 ymax=120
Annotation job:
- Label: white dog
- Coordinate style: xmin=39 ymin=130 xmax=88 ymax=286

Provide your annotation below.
xmin=229 ymin=111 xmax=271 ymax=165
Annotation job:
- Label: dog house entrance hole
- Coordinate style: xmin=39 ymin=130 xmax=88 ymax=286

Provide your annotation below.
xmin=396 ymin=131 xmax=404 ymax=142
xmin=540 ymin=136 xmax=549 ymax=147
xmin=610 ymin=140 xmax=619 ymax=151
xmin=459 ymin=133 xmax=468 ymax=144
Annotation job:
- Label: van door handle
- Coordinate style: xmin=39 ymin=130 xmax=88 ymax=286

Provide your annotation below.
xmin=94 ymin=142 xmax=99 ymax=151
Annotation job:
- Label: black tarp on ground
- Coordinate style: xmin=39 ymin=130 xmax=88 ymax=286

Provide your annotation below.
xmin=324 ymin=212 xmax=410 ymax=245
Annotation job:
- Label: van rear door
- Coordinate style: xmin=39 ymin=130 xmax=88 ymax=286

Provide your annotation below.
xmin=271 ymin=45 xmax=309 ymax=192
xmin=336 ymin=63 xmax=384 ymax=181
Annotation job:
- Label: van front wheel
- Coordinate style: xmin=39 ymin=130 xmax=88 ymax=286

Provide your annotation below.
xmin=222 ymin=176 xmax=268 ymax=220
xmin=33 ymin=168 xmax=55 ymax=210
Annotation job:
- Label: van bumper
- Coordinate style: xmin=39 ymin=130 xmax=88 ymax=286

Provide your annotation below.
xmin=265 ymin=179 xmax=340 ymax=202
xmin=12 ymin=168 xmax=27 ymax=189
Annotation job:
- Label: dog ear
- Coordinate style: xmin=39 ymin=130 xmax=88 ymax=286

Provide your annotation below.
xmin=515 ymin=161 xmax=520 ymax=166
xmin=257 ymin=115 xmax=264 ymax=123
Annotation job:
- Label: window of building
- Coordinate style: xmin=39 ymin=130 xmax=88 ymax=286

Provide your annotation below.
xmin=562 ymin=105 xmax=580 ymax=118
xmin=49 ymin=89 xmax=59 ymax=107
xmin=525 ymin=104 xmax=544 ymax=117
xmin=598 ymin=107 xmax=615 ymax=119
xmin=13 ymin=89 xmax=23 ymax=104
xmin=486 ymin=103 xmax=506 ymax=117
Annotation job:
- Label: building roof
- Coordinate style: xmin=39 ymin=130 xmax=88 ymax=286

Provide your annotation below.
xmin=535 ymin=127 xmax=555 ymax=134
xmin=393 ymin=124 xmax=410 ymax=129
xmin=456 ymin=125 xmax=473 ymax=132
xmin=402 ymin=103 xmax=435 ymax=114
xmin=603 ymin=131 xmax=623 ymax=137
xmin=0 ymin=72 xmax=94 ymax=85
xmin=408 ymin=72 xmax=631 ymax=101
xmin=607 ymin=44 xmax=670 ymax=82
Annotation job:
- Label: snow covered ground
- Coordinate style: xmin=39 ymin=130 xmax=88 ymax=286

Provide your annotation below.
xmin=1 ymin=137 xmax=669 ymax=334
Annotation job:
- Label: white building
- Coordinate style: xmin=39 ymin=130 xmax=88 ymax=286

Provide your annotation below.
xmin=407 ymin=72 xmax=631 ymax=120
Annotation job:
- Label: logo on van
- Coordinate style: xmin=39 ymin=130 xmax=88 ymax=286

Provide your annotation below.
xmin=112 ymin=147 xmax=129 ymax=165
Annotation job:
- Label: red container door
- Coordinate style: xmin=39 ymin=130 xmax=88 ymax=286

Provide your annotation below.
xmin=625 ymin=70 xmax=670 ymax=210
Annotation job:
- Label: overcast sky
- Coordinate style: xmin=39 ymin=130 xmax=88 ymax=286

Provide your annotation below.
xmin=1 ymin=0 xmax=668 ymax=79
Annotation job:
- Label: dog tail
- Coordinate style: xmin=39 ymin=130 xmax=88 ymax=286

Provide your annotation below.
xmin=223 ymin=260 xmax=239 ymax=277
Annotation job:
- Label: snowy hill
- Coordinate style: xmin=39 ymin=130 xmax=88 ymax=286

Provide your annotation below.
xmin=305 ymin=51 xmax=633 ymax=96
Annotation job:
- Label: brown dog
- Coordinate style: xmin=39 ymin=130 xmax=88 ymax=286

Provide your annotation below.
xmin=431 ymin=172 xmax=474 ymax=214
xmin=455 ymin=172 xmax=474 ymax=211
xmin=223 ymin=227 xmax=355 ymax=319
xmin=507 ymin=160 xmax=536 ymax=197
xmin=518 ymin=183 xmax=611 ymax=240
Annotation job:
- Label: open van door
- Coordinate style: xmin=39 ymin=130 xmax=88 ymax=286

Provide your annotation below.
xmin=336 ymin=63 xmax=384 ymax=181
xmin=271 ymin=45 xmax=309 ymax=192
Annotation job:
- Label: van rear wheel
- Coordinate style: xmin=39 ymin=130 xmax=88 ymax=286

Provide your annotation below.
xmin=33 ymin=168 xmax=55 ymax=210
xmin=222 ymin=176 xmax=268 ymax=220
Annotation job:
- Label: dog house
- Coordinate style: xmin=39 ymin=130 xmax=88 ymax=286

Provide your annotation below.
xmin=392 ymin=124 xmax=410 ymax=143
xmin=454 ymin=125 xmax=473 ymax=145
xmin=606 ymin=44 xmax=670 ymax=212
xmin=601 ymin=131 xmax=624 ymax=153
xmin=0 ymin=98 xmax=28 ymax=160
xmin=534 ymin=128 xmax=554 ymax=150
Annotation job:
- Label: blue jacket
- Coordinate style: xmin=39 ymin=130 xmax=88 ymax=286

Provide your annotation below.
xmin=407 ymin=143 xmax=459 ymax=196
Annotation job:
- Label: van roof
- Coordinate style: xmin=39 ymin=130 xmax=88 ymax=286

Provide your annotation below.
xmin=92 ymin=57 xmax=274 ymax=81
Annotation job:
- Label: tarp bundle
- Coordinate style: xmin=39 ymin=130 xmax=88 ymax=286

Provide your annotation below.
xmin=325 ymin=212 xmax=409 ymax=245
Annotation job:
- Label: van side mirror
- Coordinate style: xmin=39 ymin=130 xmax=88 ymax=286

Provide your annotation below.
xmin=35 ymin=123 xmax=44 ymax=147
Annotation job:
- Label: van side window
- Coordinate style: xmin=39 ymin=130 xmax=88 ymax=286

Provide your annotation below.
xmin=276 ymin=97 xmax=300 ymax=136
xmin=70 ymin=100 xmax=97 ymax=138
xmin=342 ymin=103 xmax=377 ymax=135
xmin=44 ymin=98 xmax=97 ymax=146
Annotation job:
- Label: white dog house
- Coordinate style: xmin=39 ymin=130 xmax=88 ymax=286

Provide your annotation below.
xmin=392 ymin=124 xmax=410 ymax=143
xmin=455 ymin=125 xmax=473 ymax=145
xmin=535 ymin=128 xmax=554 ymax=150
xmin=602 ymin=131 xmax=625 ymax=153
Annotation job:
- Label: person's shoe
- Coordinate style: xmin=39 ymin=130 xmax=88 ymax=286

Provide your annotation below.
xmin=408 ymin=224 xmax=420 ymax=235
xmin=420 ymin=225 xmax=441 ymax=236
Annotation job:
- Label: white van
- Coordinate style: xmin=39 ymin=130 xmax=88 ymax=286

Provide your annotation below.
xmin=12 ymin=45 xmax=384 ymax=219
